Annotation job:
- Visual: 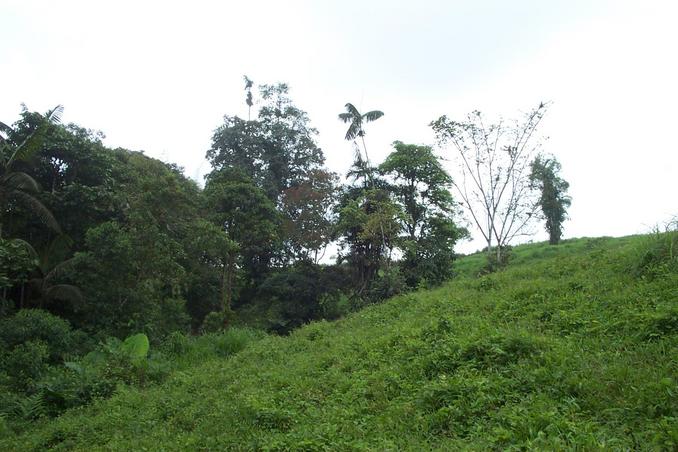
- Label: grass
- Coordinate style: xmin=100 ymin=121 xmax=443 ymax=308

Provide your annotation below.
xmin=1 ymin=234 xmax=677 ymax=450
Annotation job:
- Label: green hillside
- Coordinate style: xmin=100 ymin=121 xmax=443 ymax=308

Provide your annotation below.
xmin=2 ymin=235 xmax=677 ymax=450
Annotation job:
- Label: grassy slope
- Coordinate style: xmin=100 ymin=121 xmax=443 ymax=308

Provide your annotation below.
xmin=3 ymin=236 xmax=677 ymax=450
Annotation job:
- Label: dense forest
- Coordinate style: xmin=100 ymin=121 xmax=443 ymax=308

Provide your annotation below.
xmin=1 ymin=81 xmax=479 ymax=426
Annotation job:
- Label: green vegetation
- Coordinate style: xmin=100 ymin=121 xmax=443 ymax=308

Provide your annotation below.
xmin=2 ymin=234 xmax=676 ymax=450
xmin=3 ymin=80 xmax=674 ymax=449
xmin=530 ymin=155 xmax=572 ymax=245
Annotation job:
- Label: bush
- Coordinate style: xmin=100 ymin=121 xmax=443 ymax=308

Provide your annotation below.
xmin=28 ymin=333 xmax=168 ymax=419
xmin=0 ymin=310 xmax=83 ymax=395
xmin=0 ymin=310 xmax=75 ymax=363
xmin=1 ymin=341 xmax=50 ymax=392
xmin=149 ymin=298 xmax=192 ymax=339
xmin=0 ymin=238 xmax=36 ymax=292
xmin=201 ymin=309 xmax=235 ymax=333
xmin=632 ymin=221 xmax=678 ymax=279
xmin=482 ymin=246 xmax=513 ymax=274
xmin=211 ymin=331 xmax=255 ymax=357
xmin=362 ymin=265 xmax=407 ymax=304
xmin=318 ymin=291 xmax=351 ymax=320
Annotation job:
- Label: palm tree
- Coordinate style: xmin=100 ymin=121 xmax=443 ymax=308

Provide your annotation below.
xmin=339 ymin=103 xmax=390 ymax=264
xmin=338 ymin=103 xmax=383 ymax=168
xmin=0 ymin=106 xmax=63 ymax=238
xmin=28 ymin=237 xmax=82 ymax=310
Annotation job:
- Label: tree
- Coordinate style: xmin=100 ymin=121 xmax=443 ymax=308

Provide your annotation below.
xmin=0 ymin=237 xmax=37 ymax=306
xmin=339 ymin=102 xmax=389 ymax=257
xmin=244 ymin=76 xmax=254 ymax=120
xmin=184 ymin=220 xmax=238 ymax=327
xmin=280 ymin=168 xmax=338 ymax=263
xmin=338 ymin=103 xmax=383 ymax=178
xmin=380 ymin=141 xmax=466 ymax=286
xmin=336 ymin=180 xmax=403 ymax=295
xmin=26 ymin=235 xmax=82 ymax=311
xmin=529 ymin=155 xmax=571 ymax=245
xmin=0 ymin=106 xmax=63 ymax=238
xmin=204 ymin=168 xmax=280 ymax=299
xmin=207 ymin=82 xmax=326 ymax=204
xmin=380 ymin=141 xmax=454 ymax=240
xmin=71 ymin=216 xmax=187 ymax=337
xmin=431 ymin=103 xmax=548 ymax=266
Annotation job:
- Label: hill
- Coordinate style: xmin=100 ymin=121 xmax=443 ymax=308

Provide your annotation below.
xmin=2 ymin=235 xmax=677 ymax=450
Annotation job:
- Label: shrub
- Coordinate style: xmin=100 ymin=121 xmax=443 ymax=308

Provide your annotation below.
xmin=202 ymin=328 xmax=265 ymax=358
xmin=201 ymin=310 xmax=235 ymax=333
xmin=482 ymin=246 xmax=513 ymax=274
xmin=1 ymin=340 xmax=50 ymax=391
xmin=363 ymin=265 xmax=407 ymax=304
xmin=318 ymin=291 xmax=351 ymax=320
xmin=0 ymin=310 xmax=75 ymax=363
xmin=632 ymin=220 xmax=678 ymax=279
xmin=149 ymin=298 xmax=192 ymax=339
xmin=30 ymin=333 xmax=166 ymax=417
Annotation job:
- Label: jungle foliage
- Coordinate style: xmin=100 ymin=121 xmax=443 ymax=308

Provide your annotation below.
xmin=0 ymin=82 xmax=466 ymax=428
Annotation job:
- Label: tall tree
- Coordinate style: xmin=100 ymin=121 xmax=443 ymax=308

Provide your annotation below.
xmin=0 ymin=106 xmax=63 ymax=237
xmin=204 ymin=168 xmax=279 ymax=300
xmin=380 ymin=141 xmax=466 ymax=286
xmin=244 ymin=75 xmax=254 ymax=120
xmin=529 ymin=155 xmax=571 ymax=245
xmin=280 ymin=168 xmax=338 ymax=263
xmin=336 ymin=187 xmax=402 ymax=294
xmin=184 ymin=220 xmax=238 ymax=326
xmin=380 ymin=142 xmax=454 ymax=240
xmin=207 ymin=81 xmax=334 ymax=269
xmin=207 ymin=83 xmax=325 ymax=203
xmin=338 ymin=103 xmax=383 ymax=175
xmin=339 ymin=102 xmax=388 ymax=257
xmin=431 ymin=103 xmax=548 ymax=266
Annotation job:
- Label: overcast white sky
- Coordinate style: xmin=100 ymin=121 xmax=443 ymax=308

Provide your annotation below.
xmin=2 ymin=0 xmax=677 ymax=253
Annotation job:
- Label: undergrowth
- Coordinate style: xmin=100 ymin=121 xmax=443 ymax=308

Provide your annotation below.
xmin=1 ymin=234 xmax=677 ymax=450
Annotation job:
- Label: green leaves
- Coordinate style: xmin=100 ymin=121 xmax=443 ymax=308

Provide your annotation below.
xmin=379 ymin=141 xmax=462 ymax=287
xmin=362 ymin=110 xmax=384 ymax=122
xmin=4 ymin=105 xmax=63 ymax=169
xmin=529 ymin=155 xmax=571 ymax=245
xmin=338 ymin=103 xmax=384 ymax=141
xmin=120 ymin=333 xmax=150 ymax=361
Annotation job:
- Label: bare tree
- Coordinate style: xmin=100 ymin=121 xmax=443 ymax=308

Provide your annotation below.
xmin=430 ymin=103 xmax=548 ymax=265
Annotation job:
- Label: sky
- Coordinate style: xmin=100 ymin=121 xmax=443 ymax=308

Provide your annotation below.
xmin=2 ymin=0 xmax=677 ymax=254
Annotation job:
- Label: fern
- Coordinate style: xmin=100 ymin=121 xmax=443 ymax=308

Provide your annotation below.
xmin=13 ymin=394 xmax=45 ymax=421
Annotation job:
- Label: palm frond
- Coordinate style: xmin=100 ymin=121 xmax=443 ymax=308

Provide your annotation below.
xmin=41 ymin=234 xmax=74 ymax=272
xmin=44 ymin=257 xmax=77 ymax=284
xmin=0 ymin=121 xmax=12 ymax=137
xmin=13 ymin=393 xmax=45 ymax=420
xmin=11 ymin=126 xmax=46 ymax=165
xmin=9 ymin=105 xmax=62 ymax=166
xmin=45 ymin=105 xmax=64 ymax=124
xmin=10 ymin=189 xmax=61 ymax=233
xmin=45 ymin=284 xmax=83 ymax=304
xmin=3 ymin=171 xmax=40 ymax=193
xmin=7 ymin=238 xmax=38 ymax=260
xmin=345 ymin=121 xmax=362 ymax=141
xmin=363 ymin=110 xmax=384 ymax=122
xmin=345 ymin=103 xmax=361 ymax=117
xmin=338 ymin=112 xmax=354 ymax=123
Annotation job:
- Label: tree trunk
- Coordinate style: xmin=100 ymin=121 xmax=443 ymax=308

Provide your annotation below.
xmin=222 ymin=253 xmax=235 ymax=329
xmin=220 ymin=263 xmax=227 ymax=327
